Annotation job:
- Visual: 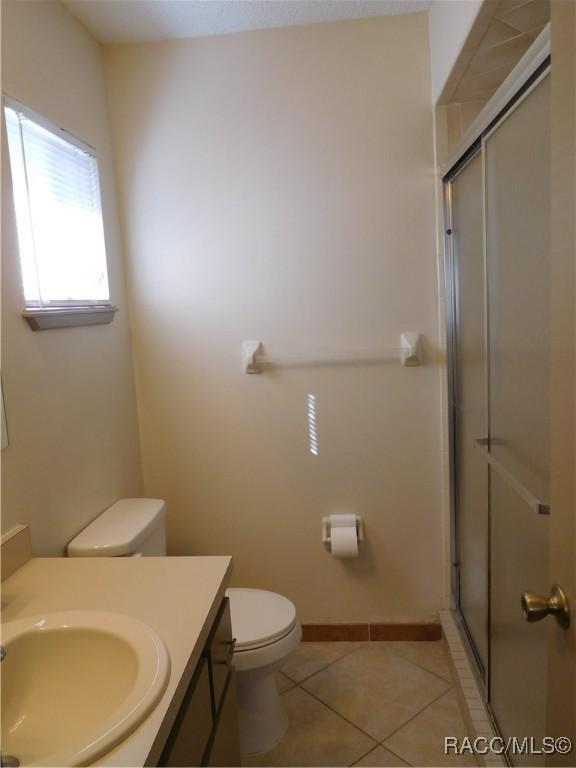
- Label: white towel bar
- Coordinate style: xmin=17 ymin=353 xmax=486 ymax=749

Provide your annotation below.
xmin=242 ymin=333 xmax=423 ymax=373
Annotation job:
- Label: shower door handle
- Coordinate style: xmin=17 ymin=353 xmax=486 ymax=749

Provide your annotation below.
xmin=521 ymin=585 xmax=570 ymax=629
xmin=473 ymin=438 xmax=550 ymax=515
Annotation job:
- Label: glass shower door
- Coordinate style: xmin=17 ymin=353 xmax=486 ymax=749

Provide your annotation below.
xmin=485 ymin=73 xmax=551 ymax=763
xmin=450 ymin=152 xmax=489 ymax=674
xmin=446 ymin=68 xmax=552 ymax=765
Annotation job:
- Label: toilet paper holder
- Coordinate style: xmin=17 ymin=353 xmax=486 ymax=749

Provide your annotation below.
xmin=321 ymin=515 xmax=364 ymax=550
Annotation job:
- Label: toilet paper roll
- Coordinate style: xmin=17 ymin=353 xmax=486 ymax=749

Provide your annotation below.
xmin=329 ymin=513 xmax=357 ymax=528
xmin=330 ymin=524 xmax=358 ymax=558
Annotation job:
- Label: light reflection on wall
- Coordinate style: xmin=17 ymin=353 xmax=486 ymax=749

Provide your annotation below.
xmin=307 ymin=393 xmax=319 ymax=455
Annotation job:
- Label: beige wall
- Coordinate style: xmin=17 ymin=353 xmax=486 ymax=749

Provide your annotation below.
xmin=1 ymin=0 xmax=143 ymax=554
xmin=106 ymin=14 xmax=443 ymax=624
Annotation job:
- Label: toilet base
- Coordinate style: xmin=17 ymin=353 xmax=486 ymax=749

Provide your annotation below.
xmin=236 ymin=670 xmax=288 ymax=755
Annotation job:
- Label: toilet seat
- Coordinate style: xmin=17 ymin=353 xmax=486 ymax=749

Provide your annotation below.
xmin=231 ymin=621 xmax=301 ymax=674
xmin=226 ymin=588 xmax=298 ymax=652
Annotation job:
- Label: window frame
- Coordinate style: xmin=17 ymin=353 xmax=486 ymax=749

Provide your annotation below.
xmin=3 ymin=95 xmax=117 ymax=330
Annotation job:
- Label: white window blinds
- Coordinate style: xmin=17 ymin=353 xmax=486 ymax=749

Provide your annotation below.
xmin=4 ymin=101 xmax=110 ymax=307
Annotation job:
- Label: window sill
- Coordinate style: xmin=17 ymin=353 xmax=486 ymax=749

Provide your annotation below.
xmin=22 ymin=305 xmax=118 ymax=331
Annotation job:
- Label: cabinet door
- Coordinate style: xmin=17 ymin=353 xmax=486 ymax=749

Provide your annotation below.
xmin=160 ymin=658 xmax=213 ymax=767
xmin=205 ymin=671 xmax=241 ymax=768
xmin=207 ymin=598 xmax=235 ymax=714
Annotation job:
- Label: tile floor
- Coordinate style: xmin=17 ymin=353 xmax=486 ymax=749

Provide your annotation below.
xmin=243 ymin=641 xmax=475 ymax=768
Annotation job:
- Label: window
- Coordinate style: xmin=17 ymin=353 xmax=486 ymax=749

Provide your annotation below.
xmin=4 ymin=98 xmax=116 ymax=329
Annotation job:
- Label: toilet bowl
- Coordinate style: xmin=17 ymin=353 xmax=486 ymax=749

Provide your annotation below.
xmin=67 ymin=500 xmax=302 ymax=756
xmin=226 ymin=588 xmax=301 ymax=755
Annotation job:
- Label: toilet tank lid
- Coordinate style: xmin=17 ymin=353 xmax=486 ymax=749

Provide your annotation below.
xmin=67 ymin=499 xmax=166 ymax=557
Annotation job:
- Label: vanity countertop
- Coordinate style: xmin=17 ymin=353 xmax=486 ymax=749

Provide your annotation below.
xmin=1 ymin=555 xmax=233 ymax=766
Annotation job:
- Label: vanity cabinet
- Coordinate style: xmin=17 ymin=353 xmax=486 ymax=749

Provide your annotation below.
xmin=206 ymin=672 xmax=240 ymax=767
xmin=159 ymin=599 xmax=240 ymax=768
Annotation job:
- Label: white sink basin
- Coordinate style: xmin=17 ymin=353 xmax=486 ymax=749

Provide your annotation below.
xmin=1 ymin=611 xmax=170 ymax=766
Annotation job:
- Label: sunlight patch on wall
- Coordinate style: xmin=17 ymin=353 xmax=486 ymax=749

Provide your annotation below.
xmin=307 ymin=393 xmax=319 ymax=456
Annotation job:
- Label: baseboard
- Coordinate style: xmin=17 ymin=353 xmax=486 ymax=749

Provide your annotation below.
xmin=370 ymin=623 xmax=442 ymax=641
xmin=302 ymin=622 xmax=442 ymax=642
xmin=302 ymin=624 xmax=370 ymax=641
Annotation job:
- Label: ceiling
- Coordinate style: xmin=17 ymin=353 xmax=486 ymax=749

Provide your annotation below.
xmin=62 ymin=0 xmax=430 ymax=45
xmin=450 ymin=0 xmax=550 ymax=102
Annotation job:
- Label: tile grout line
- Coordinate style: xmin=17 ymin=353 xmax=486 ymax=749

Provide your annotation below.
xmin=287 ymin=677 xmax=453 ymax=765
xmin=379 ymin=645 xmax=454 ymax=686
xmin=284 ymin=641 xmax=369 ymax=685
xmin=348 ymin=742 xmax=413 ymax=768
xmin=288 ymin=641 xmax=453 ymax=688
xmin=376 ymin=743 xmax=414 ymax=767
xmin=276 ymin=675 xmax=297 ymax=694
xmin=288 ymin=681 xmax=382 ymax=751
xmin=356 ymin=739 xmax=416 ymax=768
xmin=279 ymin=644 xmax=454 ymax=767
xmin=378 ymin=686 xmax=456 ymax=747
xmin=349 ymin=743 xmax=385 ymax=767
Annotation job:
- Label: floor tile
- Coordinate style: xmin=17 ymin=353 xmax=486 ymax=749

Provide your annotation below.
xmin=375 ymin=641 xmax=452 ymax=682
xmin=352 ymin=745 xmax=411 ymax=766
xmin=301 ymin=643 xmax=450 ymax=741
xmin=384 ymin=689 xmax=475 ymax=767
xmin=275 ymin=672 xmax=295 ymax=693
xmin=243 ymin=687 xmax=376 ymax=767
xmin=282 ymin=641 xmax=362 ymax=682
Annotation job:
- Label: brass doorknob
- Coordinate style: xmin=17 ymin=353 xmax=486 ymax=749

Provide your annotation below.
xmin=521 ymin=584 xmax=570 ymax=629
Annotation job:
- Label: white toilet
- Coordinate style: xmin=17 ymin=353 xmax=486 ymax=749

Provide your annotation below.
xmin=226 ymin=587 xmax=300 ymax=754
xmin=67 ymin=498 xmax=301 ymax=756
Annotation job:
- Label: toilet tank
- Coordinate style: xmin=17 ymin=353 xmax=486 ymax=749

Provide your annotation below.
xmin=67 ymin=499 xmax=167 ymax=557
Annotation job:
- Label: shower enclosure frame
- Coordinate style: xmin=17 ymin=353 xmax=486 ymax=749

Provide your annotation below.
xmin=443 ymin=144 xmax=488 ymax=692
xmin=442 ymin=53 xmax=552 ymax=724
